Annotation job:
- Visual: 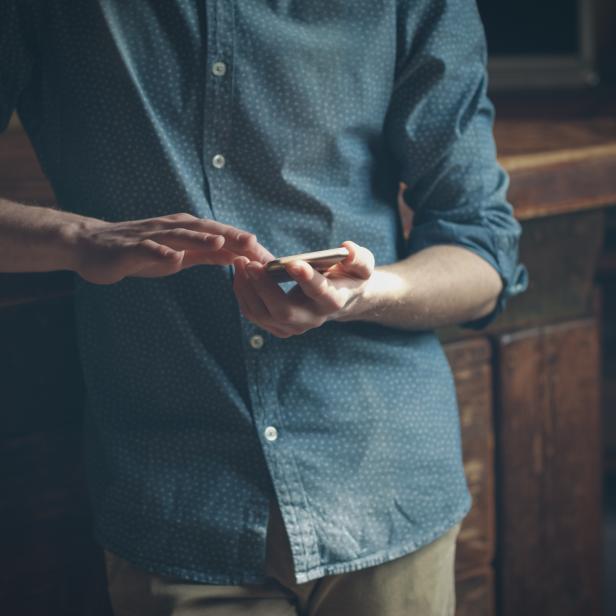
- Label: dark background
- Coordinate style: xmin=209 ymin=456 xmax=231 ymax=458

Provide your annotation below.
xmin=477 ymin=0 xmax=580 ymax=55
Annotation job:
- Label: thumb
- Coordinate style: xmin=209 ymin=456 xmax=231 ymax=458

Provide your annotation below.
xmin=337 ymin=241 xmax=374 ymax=279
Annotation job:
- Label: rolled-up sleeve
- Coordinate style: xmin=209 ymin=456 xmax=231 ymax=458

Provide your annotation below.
xmin=0 ymin=1 xmax=34 ymax=133
xmin=384 ymin=0 xmax=528 ymax=328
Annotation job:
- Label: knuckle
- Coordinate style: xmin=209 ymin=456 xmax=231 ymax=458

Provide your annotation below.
xmin=276 ymin=306 xmax=295 ymax=323
xmin=311 ymin=280 xmax=330 ymax=298
xmin=165 ymin=213 xmax=184 ymax=222
xmin=292 ymin=324 xmax=310 ymax=336
xmin=240 ymin=232 xmax=257 ymax=245
xmin=364 ymin=249 xmax=375 ymax=269
xmin=167 ymin=228 xmax=186 ymax=238
xmin=286 ymin=324 xmax=303 ymax=337
xmin=330 ymin=296 xmax=345 ymax=311
xmin=139 ymin=239 xmax=157 ymax=251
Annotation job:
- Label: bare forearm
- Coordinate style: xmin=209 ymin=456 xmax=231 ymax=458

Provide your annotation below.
xmin=341 ymin=245 xmax=503 ymax=330
xmin=0 ymin=198 xmax=91 ymax=272
xmin=0 ymin=197 xmax=274 ymax=283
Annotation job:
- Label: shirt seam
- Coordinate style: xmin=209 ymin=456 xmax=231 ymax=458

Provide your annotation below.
xmin=95 ymin=500 xmax=470 ymax=586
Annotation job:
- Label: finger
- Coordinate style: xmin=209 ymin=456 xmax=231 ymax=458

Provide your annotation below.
xmin=137 ymin=238 xmax=184 ymax=261
xmin=245 ymin=262 xmax=304 ymax=322
xmin=283 ymin=260 xmax=342 ymax=312
xmin=225 ymin=232 xmax=274 ymax=264
xmin=173 ymin=218 xmax=275 ymax=264
xmin=181 ymin=248 xmax=244 ymax=268
xmin=232 ymin=255 xmax=250 ymax=274
xmin=149 ymin=228 xmax=225 ymax=252
xmin=233 ymin=259 xmax=271 ymax=322
xmin=334 ymin=241 xmax=374 ymax=279
xmin=127 ymin=240 xmax=185 ymax=276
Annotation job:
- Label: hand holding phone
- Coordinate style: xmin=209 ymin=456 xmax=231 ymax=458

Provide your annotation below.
xmin=265 ymin=247 xmax=350 ymax=282
xmin=233 ymin=240 xmax=374 ymax=338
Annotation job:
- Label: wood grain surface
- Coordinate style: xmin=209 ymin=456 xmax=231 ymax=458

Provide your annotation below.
xmin=455 ymin=567 xmax=495 ymax=616
xmin=0 ymin=430 xmax=112 ymax=616
xmin=496 ymin=319 xmax=602 ymax=616
xmin=445 ymin=337 xmax=495 ymax=577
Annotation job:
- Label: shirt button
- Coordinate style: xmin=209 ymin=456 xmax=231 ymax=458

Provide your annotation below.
xmin=212 ymin=61 xmax=227 ymax=77
xmin=212 ymin=154 xmax=226 ymax=169
xmin=264 ymin=426 xmax=278 ymax=442
xmin=250 ymin=334 xmax=264 ymax=350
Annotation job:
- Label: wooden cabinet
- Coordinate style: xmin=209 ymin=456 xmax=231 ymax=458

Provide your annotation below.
xmin=446 ymin=318 xmax=603 ymax=616
xmin=0 ymin=297 xmax=111 ymax=616
xmin=445 ymin=339 xmax=496 ymax=615
xmin=445 ymin=91 xmax=614 ymax=615
xmin=455 ymin=569 xmax=495 ymax=616
xmin=599 ymin=209 xmax=616 ymax=474
xmin=497 ymin=320 xmax=602 ymax=616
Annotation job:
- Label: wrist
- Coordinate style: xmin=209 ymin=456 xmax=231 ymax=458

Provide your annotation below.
xmin=333 ymin=269 xmax=396 ymax=323
xmin=57 ymin=215 xmax=106 ymax=273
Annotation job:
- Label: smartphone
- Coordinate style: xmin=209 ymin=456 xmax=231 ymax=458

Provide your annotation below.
xmin=266 ymin=247 xmax=350 ymax=282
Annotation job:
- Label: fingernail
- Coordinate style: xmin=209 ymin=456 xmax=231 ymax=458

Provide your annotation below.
xmin=238 ymin=233 xmax=256 ymax=244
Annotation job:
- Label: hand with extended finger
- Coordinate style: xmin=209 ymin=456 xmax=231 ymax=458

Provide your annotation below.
xmin=232 ymin=241 xmax=375 ymax=338
xmin=71 ymin=212 xmax=273 ymax=284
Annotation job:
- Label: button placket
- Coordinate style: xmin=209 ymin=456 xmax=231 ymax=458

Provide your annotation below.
xmin=202 ymin=1 xmax=235 ymax=217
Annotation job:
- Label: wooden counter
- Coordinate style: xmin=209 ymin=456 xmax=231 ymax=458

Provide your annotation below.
xmin=1 ymin=89 xmax=614 ymax=615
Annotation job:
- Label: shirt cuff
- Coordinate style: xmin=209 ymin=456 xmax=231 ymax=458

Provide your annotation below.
xmin=460 ymin=246 xmax=528 ymax=330
xmin=406 ymin=227 xmax=528 ymax=330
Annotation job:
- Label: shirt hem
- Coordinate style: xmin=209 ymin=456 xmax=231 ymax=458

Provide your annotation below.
xmin=94 ymin=500 xmax=470 ymax=586
xmin=94 ymin=526 xmax=271 ymax=586
xmin=293 ymin=502 xmax=471 ymax=583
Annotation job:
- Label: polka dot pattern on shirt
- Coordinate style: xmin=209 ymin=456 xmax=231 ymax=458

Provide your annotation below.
xmin=2 ymin=0 xmax=524 ymax=584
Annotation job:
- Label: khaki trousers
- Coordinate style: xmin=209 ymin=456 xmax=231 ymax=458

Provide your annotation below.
xmin=105 ymin=500 xmax=460 ymax=616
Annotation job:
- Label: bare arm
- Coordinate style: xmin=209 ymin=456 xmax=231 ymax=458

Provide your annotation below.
xmin=339 ymin=244 xmax=503 ymax=330
xmin=231 ymin=241 xmax=502 ymax=337
xmin=0 ymin=198 xmax=273 ymax=284
xmin=0 ymin=199 xmax=97 ymax=273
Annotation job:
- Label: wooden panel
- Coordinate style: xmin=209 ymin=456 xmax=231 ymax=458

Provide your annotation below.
xmin=598 ymin=208 xmax=616 ymax=473
xmin=456 ymin=567 xmax=494 ymax=616
xmin=496 ymin=319 xmax=602 ymax=616
xmin=504 ymin=144 xmax=616 ymax=221
xmin=0 ymin=124 xmax=56 ymax=207
xmin=492 ymin=89 xmax=616 ymax=221
xmin=596 ymin=0 xmax=616 ymax=84
xmin=0 ymin=430 xmax=112 ymax=615
xmin=445 ymin=338 xmax=495 ymax=574
xmin=601 ymin=275 xmax=616 ymax=473
xmin=495 ymin=113 xmax=616 ymax=158
xmin=0 ymin=295 xmax=84 ymax=436
xmin=0 ymin=272 xmax=73 ymax=309
xmin=440 ymin=209 xmax=604 ymax=343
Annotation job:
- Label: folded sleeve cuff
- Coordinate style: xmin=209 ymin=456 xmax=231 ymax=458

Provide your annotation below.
xmin=463 ymin=258 xmax=528 ymax=330
xmin=406 ymin=221 xmax=528 ymax=330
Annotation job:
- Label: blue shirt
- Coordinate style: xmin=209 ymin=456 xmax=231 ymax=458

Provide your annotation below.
xmin=2 ymin=0 xmax=526 ymax=584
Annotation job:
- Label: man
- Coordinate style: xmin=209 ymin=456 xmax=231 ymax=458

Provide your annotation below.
xmin=1 ymin=1 xmax=526 ymax=614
